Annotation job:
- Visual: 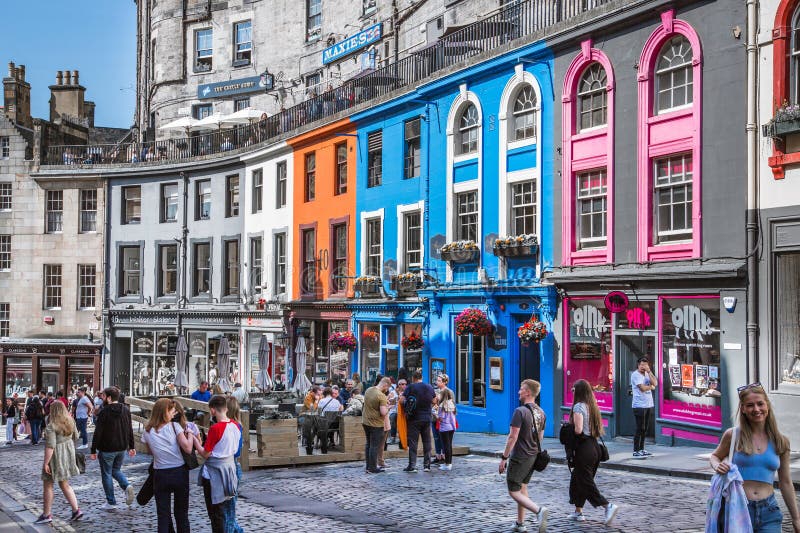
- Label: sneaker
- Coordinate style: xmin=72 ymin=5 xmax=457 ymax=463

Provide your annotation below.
xmin=403 ymin=466 xmax=418 ymax=473
xmin=34 ymin=514 xmax=52 ymax=524
xmin=70 ymin=509 xmax=84 ymax=522
xmin=100 ymin=502 xmax=118 ymax=511
xmin=632 ymin=450 xmax=647 ymax=459
xmin=568 ymin=511 xmax=586 ymax=522
xmin=125 ymin=484 xmax=135 ymax=506
xmin=423 ymin=466 xmax=431 ymax=472
xmin=444 ymin=464 xmax=453 ymax=471
xmin=604 ymin=503 xmax=619 ymax=526
xmin=641 ymin=449 xmax=654 ymax=456
xmin=439 ymin=463 xmax=447 ymax=471
xmin=535 ymin=506 xmax=549 ymax=533
xmin=510 ymin=521 xmax=528 ymax=533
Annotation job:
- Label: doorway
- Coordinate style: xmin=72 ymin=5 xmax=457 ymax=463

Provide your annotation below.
xmin=615 ymin=333 xmax=656 ymax=438
xmin=518 ymin=318 xmax=541 ymax=406
xmin=40 ymin=371 xmax=60 ymax=395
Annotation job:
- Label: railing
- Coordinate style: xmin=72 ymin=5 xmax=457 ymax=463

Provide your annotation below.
xmin=43 ymin=0 xmax=610 ymax=167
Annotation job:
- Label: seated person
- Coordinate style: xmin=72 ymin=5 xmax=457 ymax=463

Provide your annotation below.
xmin=341 ymin=386 xmax=364 ymax=416
xmin=318 ymin=388 xmax=342 ymax=413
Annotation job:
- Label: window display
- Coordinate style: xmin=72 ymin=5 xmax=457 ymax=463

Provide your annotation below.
xmin=68 ymin=358 xmax=95 ymax=395
xmin=564 ymin=298 xmax=613 ymax=411
xmin=5 ymin=358 xmax=32 ymax=396
xmin=360 ymin=323 xmax=380 ymax=385
xmin=660 ymin=296 xmax=722 ymax=427
xmin=776 ymin=253 xmax=800 ymax=385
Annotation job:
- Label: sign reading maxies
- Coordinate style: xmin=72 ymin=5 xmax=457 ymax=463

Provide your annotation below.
xmin=322 ymin=23 xmax=382 ymax=65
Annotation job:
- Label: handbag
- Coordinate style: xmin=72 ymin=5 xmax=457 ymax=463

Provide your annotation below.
xmin=597 ymin=435 xmax=610 ymax=462
xmin=75 ymin=451 xmax=86 ymax=474
xmin=525 ymin=405 xmax=550 ymax=472
xmin=172 ymin=423 xmax=200 ymax=470
xmin=137 ymin=462 xmax=155 ymax=506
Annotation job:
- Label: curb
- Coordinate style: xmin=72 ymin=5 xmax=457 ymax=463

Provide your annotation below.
xmin=0 ymin=484 xmax=51 ymax=533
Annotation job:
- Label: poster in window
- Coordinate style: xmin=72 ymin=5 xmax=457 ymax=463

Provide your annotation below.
xmin=708 ymin=365 xmax=719 ymax=380
xmin=681 ymin=364 xmax=694 ymax=388
xmin=695 ymin=365 xmax=709 ymax=389
xmin=668 ymin=364 xmax=682 ymax=388
xmin=430 ymin=358 xmax=446 ymax=385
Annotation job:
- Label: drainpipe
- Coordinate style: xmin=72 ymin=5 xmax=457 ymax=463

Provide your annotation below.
xmin=179 ymin=172 xmax=189 ymax=335
xmin=103 ymin=176 xmax=112 ymax=387
xmin=746 ymin=0 xmax=759 ymax=382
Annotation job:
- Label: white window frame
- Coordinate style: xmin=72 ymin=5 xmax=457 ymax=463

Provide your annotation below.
xmin=276 ymin=161 xmax=287 ymax=208
xmin=576 ymin=169 xmax=608 ymax=249
xmin=0 ymin=137 xmax=9 ymax=159
xmin=79 ymin=189 xmax=98 ymax=233
xmin=45 ymin=190 xmax=63 ymax=234
xmin=159 ymin=244 xmax=178 ymax=297
xmin=0 ymin=183 xmax=11 ymax=210
xmin=78 ymin=264 xmax=96 ymax=310
xmin=511 ymin=85 xmax=537 ymax=142
xmin=510 ymin=179 xmax=537 ymax=236
xmin=0 ymin=303 xmax=8 ymax=337
xmin=396 ymin=201 xmax=425 ymax=275
xmin=233 ymin=20 xmax=252 ymax=65
xmin=274 ymin=233 xmax=287 ymax=297
xmin=457 ymin=104 xmax=479 ymax=156
xmin=0 ymin=235 xmax=10 ymax=270
xmin=120 ymin=246 xmax=141 ymax=297
xmin=655 ymin=35 xmax=694 ymax=114
xmin=251 ymin=168 xmax=263 ymax=214
xmin=193 ymin=242 xmax=212 ymax=297
xmin=122 ymin=186 xmax=141 ymax=225
xmin=43 ymin=264 xmax=62 ymax=310
xmin=455 ymin=189 xmax=479 ymax=243
xmin=654 ymin=153 xmax=693 ymax=243
xmin=195 ymin=28 xmax=213 ymax=71
xmin=161 ymin=183 xmax=178 ymax=223
xmin=577 ymin=63 xmax=608 ymax=131
xmin=359 ymin=208 xmax=384 ymax=278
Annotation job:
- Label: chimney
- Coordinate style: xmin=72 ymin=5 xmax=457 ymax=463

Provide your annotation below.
xmin=72 ymin=70 xmax=79 ymax=85
xmin=48 ymin=67 xmax=86 ymax=124
xmin=63 ymin=70 xmax=71 ymax=85
xmin=3 ymin=60 xmax=32 ymax=129
xmin=56 ymin=71 xmax=63 ymax=85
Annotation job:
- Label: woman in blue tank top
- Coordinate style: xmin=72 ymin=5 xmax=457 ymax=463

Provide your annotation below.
xmin=709 ymin=383 xmax=799 ymax=532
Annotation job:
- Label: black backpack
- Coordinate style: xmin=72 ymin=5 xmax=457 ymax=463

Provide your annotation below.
xmin=404 ymin=395 xmax=417 ymax=417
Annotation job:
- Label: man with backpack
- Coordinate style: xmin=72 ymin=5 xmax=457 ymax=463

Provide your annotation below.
xmin=400 ymin=370 xmax=436 ymax=473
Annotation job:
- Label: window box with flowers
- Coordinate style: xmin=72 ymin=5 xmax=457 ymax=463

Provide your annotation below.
xmin=353 ymin=276 xmax=382 ymax=297
xmin=391 ymin=273 xmax=422 ymax=296
xmin=440 ymin=241 xmax=480 ymax=264
xmin=329 ymin=331 xmax=357 ymax=352
xmin=764 ymin=103 xmax=800 ymax=139
xmin=517 ymin=316 xmax=548 ymax=346
xmin=492 ymin=234 xmax=539 ymax=258
xmin=401 ymin=331 xmax=424 ymax=352
xmin=455 ymin=308 xmax=493 ymax=336
xmin=256 ymin=298 xmax=267 ymax=310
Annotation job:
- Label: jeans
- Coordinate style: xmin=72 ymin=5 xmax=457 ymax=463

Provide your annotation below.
xmin=432 ymin=420 xmax=443 ymax=456
xmin=389 ymin=412 xmax=398 ymax=439
xmin=76 ymin=417 xmax=89 ymax=446
xmin=633 ymin=407 xmax=651 ymax=452
xmin=98 ymin=450 xmax=130 ymax=505
xmin=153 ymin=466 xmax=190 ymax=533
xmin=406 ymin=419 xmax=432 ymax=469
xmin=201 ymin=477 xmax=237 ymax=533
xmin=29 ymin=419 xmax=42 ymax=444
xmin=747 ymin=494 xmax=783 ymax=533
xmin=5 ymin=420 xmax=14 ymax=443
xmin=226 ymin=461 xmax=244 ymax=533
xmin=362 ymin=424 xmax=384 ymax=472
xmin=439 ymin=430 xmax=454 ymax=465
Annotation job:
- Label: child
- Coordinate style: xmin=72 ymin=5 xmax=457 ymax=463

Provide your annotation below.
xmin=196 ymin=395 xmax=241 ymax=533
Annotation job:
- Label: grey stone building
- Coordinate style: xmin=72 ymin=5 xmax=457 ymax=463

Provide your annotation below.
xmin=135 ymin=0 xmax=504 ymax=140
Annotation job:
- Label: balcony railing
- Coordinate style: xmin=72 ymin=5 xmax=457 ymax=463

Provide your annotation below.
xmin=43 ymin=0 xmax=610 ymax=167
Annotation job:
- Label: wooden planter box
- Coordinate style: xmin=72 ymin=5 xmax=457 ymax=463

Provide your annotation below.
xmin=440 ymin=248 xmax=480 ymax=264
xmin=256 ymin=418 xmax=298 ymax=458
xmin=492 ymin=244 xmax=538 ymax=258
xmin=391 ymin=278 xmax=421 ymax=296
xmin=353 ymin=281 xmax=381 ymax=297
xmin=339 ymin=415 xmax=367 ymax=453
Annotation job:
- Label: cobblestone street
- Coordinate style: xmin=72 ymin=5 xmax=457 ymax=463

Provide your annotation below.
xmin=1 ymin=439 xmax=798 ymax=532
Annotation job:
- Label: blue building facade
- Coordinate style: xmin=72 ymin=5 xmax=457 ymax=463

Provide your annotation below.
xmin=351 ymin=41 xmax=558 ymax=436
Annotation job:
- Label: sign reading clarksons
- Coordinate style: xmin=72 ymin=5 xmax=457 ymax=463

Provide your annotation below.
xmin=322 ymin=23 xmax=382 ymax=65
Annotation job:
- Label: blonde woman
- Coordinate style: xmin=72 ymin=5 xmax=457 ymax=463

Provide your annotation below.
xmin=710 ymin=383 xmax=800 ymax=533
xmin=35 ymin=401 xmax=82 ymax=524
xmin=436 ymin=377 xmax=457 ymax=471
xmin=142 ymin=398 xmax=197 ymax=533
xmin=569 ymin=379 xmax=618 ymax=525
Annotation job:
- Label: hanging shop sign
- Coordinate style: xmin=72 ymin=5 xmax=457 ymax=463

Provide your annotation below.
xmin=603 ymin=291 xmax=629 ymax=313
xmin=489 ymin=324 xmax=508 ymax=350
xmin=322 ymin=23 xmax=382 ymax=65
xmin=198 ymin=74 xmax=273 ymax=100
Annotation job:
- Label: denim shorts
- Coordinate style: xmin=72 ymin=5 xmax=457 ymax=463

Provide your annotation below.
xmin=747 ymin=494 xmax=783 ymax=533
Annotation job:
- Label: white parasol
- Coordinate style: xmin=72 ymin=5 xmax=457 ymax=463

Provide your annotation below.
xmin=222 ymin=107 xmax=267 ymax=125
xmin=216 ymin=337 xmax=232 ymax=393
xmin=255 ymin=335 xmax=273 ymax=391
xmin=292 ymin=336 xmax=312 ymax=395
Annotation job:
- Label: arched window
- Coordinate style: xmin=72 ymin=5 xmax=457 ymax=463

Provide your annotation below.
xmin=512 ymin=85 xmax=537 ymax=141
xmin=457 ymin=103 xmax=479 ymax=155
xmin=577 ymin=63 xmax=607 ymax=130
xmin=655 ymin=35 xmax=693 ymax=113
xmin=791 ymin=6 xmax=800 ymax=104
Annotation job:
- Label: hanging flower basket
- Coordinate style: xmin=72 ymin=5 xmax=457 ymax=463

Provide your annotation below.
xmin=492 ymin=234 xmax=539 ymax=258
xmin=401 ymin=331 xmax=425 ymax=351
xmin=440 ymin=241 xmax=480 ymax=263
xmin=362 ymin=329 xmax=379 ymax=343
xmin=354 ymin=276 xmax=381 ymax=297
xmin=455 ymin=308 xmax=493 ymax=336
xmin=518 ymin=317 xmax=548 ymax=345
xmin=328 ymin=331 xmax=357 ymax=351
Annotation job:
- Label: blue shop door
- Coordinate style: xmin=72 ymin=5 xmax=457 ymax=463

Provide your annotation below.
xmin=519 ymin=334 xmax=541 ymax=406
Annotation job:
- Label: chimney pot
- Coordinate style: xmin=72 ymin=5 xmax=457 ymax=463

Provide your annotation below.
xmin=56 ymin=71 xmax=63 ymax=85
xmin=8 ymin=61 xmax=15 ymax=78
xmin=72 ymin=70 xmax=79 ymax=85
xmin=64 ymin=70 xmax=71 ymax=85
xmin=18 ymin=65 xmax=25 ymax=81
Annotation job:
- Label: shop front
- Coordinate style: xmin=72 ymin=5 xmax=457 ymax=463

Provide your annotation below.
xmin=239 ymin=304 xmax=290 ymax=392
xmin=108 ymin=310 xmax=242 ymax=396
xmin=559 ymin=289 xmax=744 ymax=446
xmin=288 ymin=302 xmax=351 ymax=386
xmin=0 ymin=342 xmax=102 ymax=398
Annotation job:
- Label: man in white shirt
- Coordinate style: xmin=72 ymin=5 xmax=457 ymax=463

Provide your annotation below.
xmin=231 ymin=383 xmax=248 ymax=405
xmin=631 ymin=357 xmax=656 ymax=458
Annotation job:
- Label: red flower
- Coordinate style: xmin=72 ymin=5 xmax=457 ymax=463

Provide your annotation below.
xmin=455 ymin=308 xmax=493 ymax=336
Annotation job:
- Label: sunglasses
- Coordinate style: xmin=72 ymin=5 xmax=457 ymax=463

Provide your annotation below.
xmin=737 ymin=382 xmax=764 ymax=393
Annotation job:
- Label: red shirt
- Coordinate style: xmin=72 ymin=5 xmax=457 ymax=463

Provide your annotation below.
xmin=59 ymin=397 xmax=69 ymax=407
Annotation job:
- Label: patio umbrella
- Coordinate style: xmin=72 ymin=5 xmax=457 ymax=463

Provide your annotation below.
xmin=194 ymin=112 xmax=230 ymax=131
xmin=255 ymin=335 xmax=273 ymax=391
xmin=173 ymin=336 xmax=189 ymax=392
xmin=158 ymin=116 xmax=200 ymax=136
xmin=223 ymin=107 xmax=267 ymax=125
xmin=217 ymin=337 xmax=232 ymax=393
xmin=292 ymin=336 xmax=312 ymax=395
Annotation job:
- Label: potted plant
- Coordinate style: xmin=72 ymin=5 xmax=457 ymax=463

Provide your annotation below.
xmin=455 ymin=308 xmax=493 ymax=336
xmin=492 ymin=234 xmax=539 ymax=257
xmin=256 ymin=298 xmax=266 ymax=311
xmin=391 ymin=272 xmax=421 ymax=295
xmin=764 ymin=101 xmax=800 ymax=138
xmin=362 ymin=329 xmax=379 ymax=346
xmin=440 ymin=241 xmax=480 ymax=263
xmin=353 ymin=276 xmax=381 ymax=297
xmin=328 ymin=331 xmax=357 ymax=352
xmin=517 ymin=316 xmax=548 ymax=346
xmin=401 ymin=331 xmax=425 ymax=351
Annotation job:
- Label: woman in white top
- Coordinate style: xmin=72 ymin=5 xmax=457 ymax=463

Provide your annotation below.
xmin=142 ymin=398 xmax=197 ymax=533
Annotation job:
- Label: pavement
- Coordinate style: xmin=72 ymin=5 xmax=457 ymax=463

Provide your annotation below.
xmin=0 ymin=427 xmax=797 ymax=532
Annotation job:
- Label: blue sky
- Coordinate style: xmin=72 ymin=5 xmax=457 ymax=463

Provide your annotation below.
xmin=0 ymin=2 xmax=136 ymax=127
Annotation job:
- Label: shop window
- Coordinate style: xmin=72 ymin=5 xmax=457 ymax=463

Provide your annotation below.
xmin=404 ymin=119 xmax=421 ymax=178
xmin=0 ymin=303 xmax=9 ymax=337
xmin=250 ymin=237 xmax=262 ymax=292
xmin=46 ymin=190 xmax=63 ymax=233
xmin=158 ymin=244 xmax=178 ymax=297
xmin=251 ymin=169 xmax=263 ymax=214
xmin=122 ymin=186 xmax=141 ymax=225
xmin=207 ymin=333 xmax=241 ymax=390
xmin=161 ymin=183 xmax=178 ymax=223
xmin=365 ymin=218 xmax=382 ymax=276
xmin=660 ymin=296 xmax=721 ymax=427
xmin=276 ymin=161 xmax=287 ymax=208
xmin=512 ymin=85 xmax=537 ymax=141
xmin=133 ymin=331 xmax=156 ymax=396
xmin=576 ymin=169 xmax=607 ymax=249
xmin=331 ymin=223 xmax=347 ymax=293
xmin=5 ymin=357 xmax=32 ymax=396
xmin=335 ymin=143 xmax=347 ymax=195
xmin=273 ymin=233 xmax=286 ymax=296
xmin=456 ymin=334 xmax=485 ymax=407
xmin=775 ymin=253 xmax=800 ymax=385
xmin=0 ymin=183 xmax=11 ymax=210
xmin=577 ymin=63 xmax=607 ymax=131
xmin=193 ymin=242 xmax=211 ymax=297
xmin=226 ymin=175 xmax=240 ymax=217
xmin=68 ymin=358 xmax=96 ymax=396
xmin=43 ymin=264 xmax=62 ymax=309
xmin=510 ymin=180 xmax=536 ymax=236
xmin=196 ymin=180 xmax=211 ymax=220
xmin=360 ymin=323 xmax=381 ymax=384
xmin=306 ymin=0 xmax=321 ymax=41
xmin=305 ymin=153 xmax=316 ymax=202
xmin=564 ymin=298 xmax=613 ymax=410
xmin=78 ymin=264 xmax=96 ymax=309
xmin=233 ymin=20 xmax=252 ymax=65
xmin=402 ymin=324 xmax=423 ymax=376
xmin=188 ymin=332 xmax=207 ymax=392
xmin=457 ymin=104 xmax=479 ymax=155
xmin=79 ymin=189 xmax=98 ymax=233
xmin=119 ymin=246 xmax=141 ymax=297
xmin=456 ymin=191 xmax=478 ymax=242
xmin=195 ymin=28 xmax=213 ymax=72
xmin=367 ymin=131 xmax=382 ymax=187
xmin=224 ymin=239 xmax=240 ymax=297
xmin=328 ymin=321 xmax=350 ymax=382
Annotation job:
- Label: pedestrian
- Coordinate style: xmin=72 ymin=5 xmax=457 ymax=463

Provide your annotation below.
xmin=21 ymin=390 xmax=34 ymax=440
xmin=362 ymin=377 xmax=391 ymax=474
xmin=73 ymin=387 xmax=93 ymax=449
xmin=498 ymin=379 xmax=549 ymax=533
xmin=225 ymin=396 xmax=245 ymax=533
xmin=56 ymin=390 xmax=69 ymax=408
xmin=568 ymin=379 xmax=618 ymax=526
xmin=339 ymin=379 xmax=354 ymax=406
xmin=3 ymin=398 xmax=18 ymax=446
xmin=43 ymin=392 xmax=55 ymax=424
xmin=25 ymin=394 xmax=45 ymax=445
xmin=191 ymin=381 xmax=212 ymax=403
xmin=631 ymin=357 xmax=656 ymax=458
xmin=93 ymin=390 xmax=106 ymax=425
xmin=436 ymin=376 xmax=457 ymax=471
xmin=34 ymin=401 xmax=83 ymax=524
xmin=196 ymin=395 xmax=240 ymax=533
xmin=141 ymin=399 xmax=194 ymax=533
xmin=400 ymin=370 xmax=436 ymax=473
xmin=709 ymin=383 xmax=800 ymax=533
xmin=231 ymin=383 xmax=248 ymax=405
xmin=90 ymin=386 xmax=136 ymax=510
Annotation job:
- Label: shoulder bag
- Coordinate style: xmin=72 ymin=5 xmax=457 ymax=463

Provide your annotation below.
xmin=172 ymin=423 xmax=200 ymax=470
xmin=597 ymin=434 xmax=610 ymax=462
xmin=525 ymin=405 xmax=550 ymax=472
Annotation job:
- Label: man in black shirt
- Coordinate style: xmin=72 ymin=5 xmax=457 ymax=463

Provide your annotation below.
xmin=400 ymin=370 xmax=436 ymax=473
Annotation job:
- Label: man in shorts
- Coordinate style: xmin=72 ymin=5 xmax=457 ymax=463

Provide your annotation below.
xmin=499 ymin=379 xmax=549 ymax=533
